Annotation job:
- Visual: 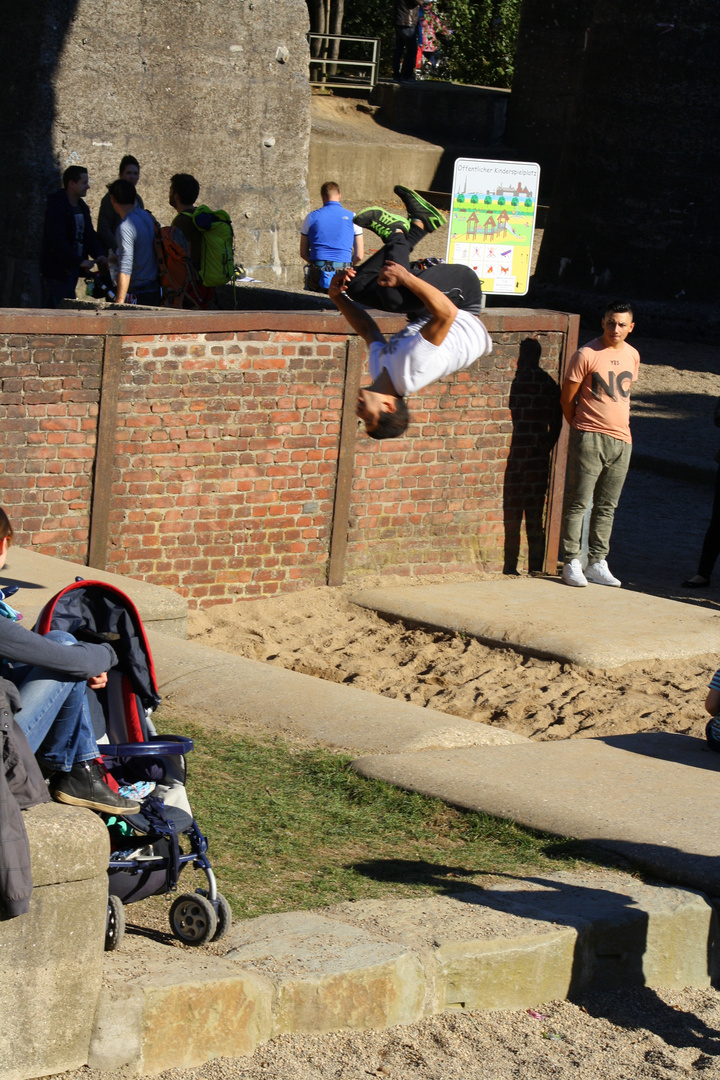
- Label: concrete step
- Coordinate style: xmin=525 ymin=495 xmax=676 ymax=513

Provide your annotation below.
xmin=351 ymin=579 xmax=720 ymax=668
xmin=353 ymin=734 xmax=720 ymax=896
xmin=89 ymin=870 xmax=718 ymax=1075
xmin=1 ymin=547 xmax=188 ymax=638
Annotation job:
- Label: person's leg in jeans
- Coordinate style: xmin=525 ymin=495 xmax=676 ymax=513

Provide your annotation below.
xmin=586 ymin=435 xmax=631 ymax=564
xmin=560 ymin=429 xmax=604 ymax=562
xmin=696 ymin=465 xmax=720 ymax=580
xmin=12 ymin=629 xmax=140 ymax=813
xmin=12 ymin=631 xmax=97 ymax=771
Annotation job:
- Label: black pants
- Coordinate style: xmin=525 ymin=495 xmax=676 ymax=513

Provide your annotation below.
xmin=393 ymin=26 xmax=418 ymax=79
xmin=347 ymin=225 xmax=483 ymax=316
xmin=698 ymin=464 xmax=720 ymax=579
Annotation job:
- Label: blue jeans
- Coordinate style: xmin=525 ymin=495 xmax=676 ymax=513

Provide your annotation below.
xmin=10 ymin=631 xmax=99 ymax=772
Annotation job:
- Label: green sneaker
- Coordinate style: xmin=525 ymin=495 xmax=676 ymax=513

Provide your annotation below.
xmin=393 ymin=186 xmax=446 ymax=232
xmin=353 ymin=206 xmax=409 ymax=241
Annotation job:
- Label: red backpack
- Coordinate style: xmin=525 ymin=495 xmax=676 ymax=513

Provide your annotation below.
xmin=153 ymin=223 xmax=211 ymax=309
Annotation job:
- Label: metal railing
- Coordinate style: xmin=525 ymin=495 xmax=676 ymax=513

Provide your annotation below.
xmin=308 ymin=34 xmax=381 ymax=89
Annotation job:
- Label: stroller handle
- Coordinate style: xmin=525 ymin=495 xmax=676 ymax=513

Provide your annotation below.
xmin=102 ymin=734 xmax=194 ymax=757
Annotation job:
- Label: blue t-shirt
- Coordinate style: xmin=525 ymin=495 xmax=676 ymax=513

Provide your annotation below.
xmin=300 ymin=201 xmax=359 ymax=263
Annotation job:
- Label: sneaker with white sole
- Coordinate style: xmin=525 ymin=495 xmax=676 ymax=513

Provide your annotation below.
xmin=585 ymin=560 xmax=621 ymax=587
xmin=562 ymin=559 xmax=587 ymax=587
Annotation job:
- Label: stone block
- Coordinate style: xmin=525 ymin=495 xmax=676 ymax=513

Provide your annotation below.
xmin=0 ymin=804 xmax=109 ymax=1080
xmin=225 ymin=911 xmax=427 ymax=1035
xmin=88 ymin=958 xmax=273 ymax=1075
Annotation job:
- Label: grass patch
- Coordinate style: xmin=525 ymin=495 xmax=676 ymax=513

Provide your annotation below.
xmin=178 ymin=724 xmax=627 ymax=920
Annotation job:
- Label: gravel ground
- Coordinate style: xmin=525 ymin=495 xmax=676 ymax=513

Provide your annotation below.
xmin=61 ymin=987 xmax=720 ymax=1079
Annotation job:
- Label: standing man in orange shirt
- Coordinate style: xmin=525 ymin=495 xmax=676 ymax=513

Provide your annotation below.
xmin=560 ymin=303 xmax=640 ymax=588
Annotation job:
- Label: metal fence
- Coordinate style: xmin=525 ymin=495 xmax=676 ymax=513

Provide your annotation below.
xmin=308 ymin=34 xmax=381 ymax=89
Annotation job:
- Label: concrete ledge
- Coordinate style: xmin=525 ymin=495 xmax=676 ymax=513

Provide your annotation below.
xmin=2 ymin=546 xmax=188 ymax=638
xmin=89 ymin=957 xmax=273 ymax=1075
xmin=352 ymin=735 xmax=720 ymax=895
xmin=351 ymin=579 xmax=720 ymax=668
xmin=92 ymin=871 xmax=719 ymax=1076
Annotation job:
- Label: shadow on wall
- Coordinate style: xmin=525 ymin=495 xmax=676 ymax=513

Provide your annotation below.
xmin=503 ymin=337 xmax=562 ymax=574
xmin=0 ymin=0 xmax=79 ymax=307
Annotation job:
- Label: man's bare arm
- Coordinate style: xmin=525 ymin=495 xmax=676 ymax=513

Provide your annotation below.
xmin=378 ymin=261 xmax=457 ymax=346
xmin=115 ymin=272 xmax=130 ymax=305
xmin=328 ymin=270 xmax=386 ymax=346
xmin=352 ymin=233 xmax=364 ymax=266
xmin=560 ymin=378 xmax=582 ymax=425
xmin=299 ymin=234 xmax=310 ymax=263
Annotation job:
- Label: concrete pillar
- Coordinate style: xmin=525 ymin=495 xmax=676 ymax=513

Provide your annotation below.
xmin=0 ymin=0 xmax=311 ymax=306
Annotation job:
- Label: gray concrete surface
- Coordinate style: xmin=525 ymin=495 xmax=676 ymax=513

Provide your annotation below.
xmin=93 ymin=870 xmax=718 ymax=1074
xmin=1 ymin=547 xmax=188 ymax=637
xmin=351 ymin=579 xmax=720 ymax=669
xmin=353 ymin=734 xmax=720 ymax=896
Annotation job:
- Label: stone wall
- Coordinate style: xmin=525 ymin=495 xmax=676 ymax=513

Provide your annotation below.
xmin=0 ymin=803 xmax=109 ymax=1080
xmin=0 ymin=307 xmax=576 ymax=605
xmin=516 ymin=0 xmax=720 ymax=301
xmin=0 ymin=0 xmax=311 ymax=306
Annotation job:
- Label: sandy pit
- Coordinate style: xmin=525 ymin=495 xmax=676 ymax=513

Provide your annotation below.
xmin=187 ymin=579 xmax=715 ymax=746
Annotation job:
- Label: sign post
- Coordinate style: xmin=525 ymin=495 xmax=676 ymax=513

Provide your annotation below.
xmin=446 ymin=158 xmax=541 ymax=298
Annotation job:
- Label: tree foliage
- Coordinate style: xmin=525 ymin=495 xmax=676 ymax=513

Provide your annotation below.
xmin=306 ymin=0 xmax=523 ymax=89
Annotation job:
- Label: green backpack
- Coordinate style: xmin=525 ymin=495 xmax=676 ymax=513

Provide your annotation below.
xmin=183 ymin=205 xmax=235 ymax=287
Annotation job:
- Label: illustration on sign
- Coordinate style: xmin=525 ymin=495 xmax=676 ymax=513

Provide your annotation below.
xmin=446 ymin=159 xmax=541 ymax=297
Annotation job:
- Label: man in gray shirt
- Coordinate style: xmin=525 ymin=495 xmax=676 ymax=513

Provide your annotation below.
xmin=107 ymin=178 xmax=160 ymax=305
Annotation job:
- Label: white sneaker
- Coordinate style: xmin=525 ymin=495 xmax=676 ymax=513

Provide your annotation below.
xmin=562 ymin=559 xmax=587 ymax=587
xmin=585 ymin=560 xmax=621 ymax=587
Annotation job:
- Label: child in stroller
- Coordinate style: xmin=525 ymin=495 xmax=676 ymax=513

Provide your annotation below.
xmin=35 ymin=578 xmax=232 ymax=950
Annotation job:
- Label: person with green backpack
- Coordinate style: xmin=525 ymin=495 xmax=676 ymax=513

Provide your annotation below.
xmin=169 ymin=173 xmax=237 ymax=305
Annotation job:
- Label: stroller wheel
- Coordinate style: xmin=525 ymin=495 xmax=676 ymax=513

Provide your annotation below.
xmin=105 ymin=894 xmax=126 ymax=951
xmin=198 ymin=888 xmax=233 ymax=942
xmin=169 ymin=892 xmax=218 ymax=945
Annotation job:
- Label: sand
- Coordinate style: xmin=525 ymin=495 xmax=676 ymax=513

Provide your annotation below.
xmin=186 ymin=580 xmax=715 ymax=745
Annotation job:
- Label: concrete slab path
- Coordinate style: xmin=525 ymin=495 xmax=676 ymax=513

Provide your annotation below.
xmin=0 ymin=547 xmax=188 ymax=637
xmin=353 ymin=733 xmax=720 ymax=895
xmin=352 ymin=579 xmax=720 ymax=668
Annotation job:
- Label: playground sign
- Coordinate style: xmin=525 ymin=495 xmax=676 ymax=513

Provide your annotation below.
xmin=446 ymin=158 xmax=541 ymax=296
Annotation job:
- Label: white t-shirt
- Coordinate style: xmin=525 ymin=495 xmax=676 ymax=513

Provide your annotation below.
xmin=368 ymin=309 xmax=492 ymax=396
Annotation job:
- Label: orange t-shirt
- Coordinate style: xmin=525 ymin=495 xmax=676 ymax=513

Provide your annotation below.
xmin=565 ymin=337 xmax=640 ymax=443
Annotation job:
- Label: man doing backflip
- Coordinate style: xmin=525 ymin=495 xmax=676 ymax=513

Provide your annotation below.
xmin=329 ymin=186 xmax=492 ymax=439
xmin=559 ymin=302 xmax=640 ymax=588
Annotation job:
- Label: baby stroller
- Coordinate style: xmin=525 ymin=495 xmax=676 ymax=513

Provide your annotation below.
xmin=35 ymin=579 xmax=232 ymax=951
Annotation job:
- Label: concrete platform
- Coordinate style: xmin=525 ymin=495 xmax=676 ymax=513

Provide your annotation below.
xmin=352 ymin=579 xmax=720 ymax=668
xmin=353 ymin=733 xmax=720 ymax=895
xmin=90 ymin=871 xmax=718 ymax=1074
xmin=0 ymin=547 xmax=188 ymax=637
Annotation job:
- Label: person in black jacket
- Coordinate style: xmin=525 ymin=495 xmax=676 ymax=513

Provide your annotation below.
xmin=0 ymin=510 xmax=138 ymax=815
xmin=393 ymin=0 xmax=421 ymax=81
xmin=40 ymin=165 xmax=106 ymax=308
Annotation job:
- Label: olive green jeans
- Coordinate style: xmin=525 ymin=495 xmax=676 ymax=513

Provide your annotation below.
xmin=560 ymin=428 xmax=632 ymax=564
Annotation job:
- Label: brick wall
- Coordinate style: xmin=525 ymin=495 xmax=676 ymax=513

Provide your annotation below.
xmin=0 ymin=331 xmax=103 ymax=560
xmin=346 ymin=324 xmax=566 ymax=579
xmin=0 ymin=307 xmax=576 ymax=606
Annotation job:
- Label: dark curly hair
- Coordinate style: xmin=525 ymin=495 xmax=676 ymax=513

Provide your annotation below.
xmin=366 ymin=398 xmax=410 ymax=440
